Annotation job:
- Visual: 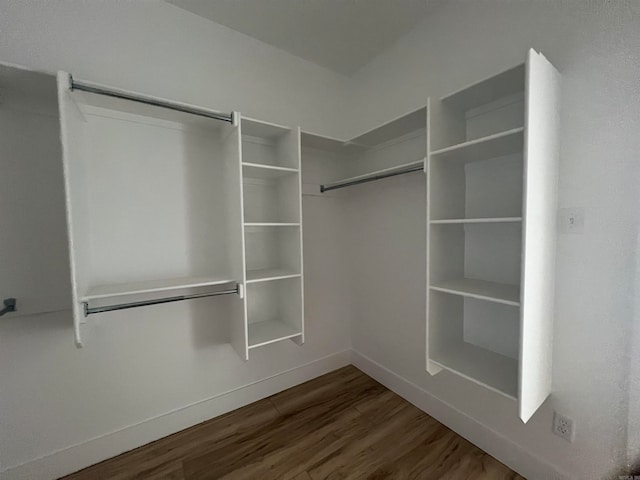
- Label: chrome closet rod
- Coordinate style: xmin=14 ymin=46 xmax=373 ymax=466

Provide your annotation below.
xmin=70 ymin=76 xmax=234 ymax=124
xmin=83 ymin=285 xmax=240 ymax=316
xmin=320 ymin=164 xmax=424 ymax=193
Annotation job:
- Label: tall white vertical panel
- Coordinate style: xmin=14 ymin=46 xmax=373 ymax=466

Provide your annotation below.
xmin=225 ymin=114 xmax=248 ymax=360
xmin=57 ymin=71 xmax=87 ymax=346
xmin=425 ymin=98 xmax=442 ymax=375
xmin=294 ymin=127 xmax=305 ymax=344
xmin=519 ymin=49 xmax=560 ymax=422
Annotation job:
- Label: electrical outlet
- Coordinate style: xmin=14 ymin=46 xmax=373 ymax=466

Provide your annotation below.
xmin=553 ymin=411 xmax=575 ymax=442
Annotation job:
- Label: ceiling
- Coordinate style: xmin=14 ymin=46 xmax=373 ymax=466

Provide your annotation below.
xmin=166 ymin=0 xmax=434 ymax=75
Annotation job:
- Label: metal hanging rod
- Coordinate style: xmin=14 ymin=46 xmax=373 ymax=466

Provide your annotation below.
xmin=69 ymin=76 xmax=234 ymax=124
xmin=83 ymin=284 xmax=240 ymax=317
xmin=320 ymin=163 xmax=424 ymax=193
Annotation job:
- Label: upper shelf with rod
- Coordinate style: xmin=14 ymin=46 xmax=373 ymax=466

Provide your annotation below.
xmin=320 ymin=159 xmax=425 ymax=193
xmin=302 ymin=105 xmax=428 ymax=194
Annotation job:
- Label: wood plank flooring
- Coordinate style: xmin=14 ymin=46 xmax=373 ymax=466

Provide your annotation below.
xmin=61 ymin=366 xmax=525 ymax=480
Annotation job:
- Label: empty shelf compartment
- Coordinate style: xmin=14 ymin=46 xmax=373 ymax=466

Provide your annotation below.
xmin=248 ymin=320 xmax=301 ymax=348
xmin=431 ymin=341 xmax=518 ymax=399
xmin=241 ymin=118 xmax=298 ymax=169
xmin=243 ymin=169 xmax=301 ymax=223
xmin=429 ymin=291 xmax=520 ymax=399
xmin=246 ymin=277 xmax=303 ymax=349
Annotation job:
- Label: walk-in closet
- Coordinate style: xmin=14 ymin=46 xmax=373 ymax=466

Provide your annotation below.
xmin=1 ymin=2 xmax=637 ymax=479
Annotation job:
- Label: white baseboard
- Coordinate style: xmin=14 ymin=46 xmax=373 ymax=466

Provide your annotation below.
xmin=0 ymin=350 xmax=351 ymax=480
xmin=2 ymin=349 xmax=571 ymax=480
xmin=350 ymin=349 xmax=570 ymax=480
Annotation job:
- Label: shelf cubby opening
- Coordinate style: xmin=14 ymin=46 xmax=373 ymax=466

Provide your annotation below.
xmin=431 ymin=65 xmax=525 ymax=152
xmin=429 ymin=291 xmax=519 ymax=399
xmin=429 ymin=148 xmax=523 ymax=221
xmin=242 ymin=166 xmax=300 ymax=224
xmin=246 ymin=277 xmax=303 ymax=348
xmin=241 ymin=118 xmax=298 ymax=169
xmin=429 ymin=222 xmax=522 ymax=299
xmin=244 ymin=225 xmax=301 ymax=282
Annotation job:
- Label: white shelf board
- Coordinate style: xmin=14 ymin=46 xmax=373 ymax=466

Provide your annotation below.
xmin=440 ymin=64 xmax=525 ymax=111
xmin=248 ymin=319 xmax=302 ymax=349
xmin=241 ymin=117 xmax=290 ymax=139
xmin=300 ymin=131 xmax=366 ymax=154
xmin=430 ymin=217 xmax=522 ymax=224
xmin=430 ymin=342 xmax=518 ymax=399
xmin=82 ymin=276 xmax=235 ymax=301
xmin=351 ymin=106 xmax=427 ymax=148
xmin=246 ymin=269 xmax=301 ymax=284
xmin=430 ymin=278 xmax=520 ymax=306
xmin=430 ymin=128 xmax=524 ymax=164
xmin=321 ymin=159 xmax=425 ymax=191
xmin=242 ymin=162 xmax=298 ymax=179
xmin=244 ymin=222 xmax=301 ymax=227
xmin=301 ymin=106 xmax=426 ymax=152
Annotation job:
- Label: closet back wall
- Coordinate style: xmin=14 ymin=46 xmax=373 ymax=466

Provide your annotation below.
xmin=347 ymin=2 xmax=640 ymax=479
xmin=0 ymin=2 xmax=352 ymax=478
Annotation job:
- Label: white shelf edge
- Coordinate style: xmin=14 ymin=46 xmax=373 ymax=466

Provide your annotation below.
xmin=321 ymin=158 xmax=425 ymax=190
xmin=429 ymin=285 xmax=520 ymax=307
xmin=430 ymin=217 xmax=522 ymax=224
xmin=242 ymin=162 xmax=299 ymax=174
xmin=246 ymin=273 xmax=302 ymax=284
xmin=429 ymin=127 xmax=524 ymax=157
xmin=244 ymin=222 xmax=301 ymax=227
xmin=241 ymin=115 xmax=291 ymax=131
xmin=82 ymin=276 xmax=236 ymax=301
xmin=429 ymin=359 xmax=518 ymax=401
xmin=248 ymin=332 xmax=303 ymax=349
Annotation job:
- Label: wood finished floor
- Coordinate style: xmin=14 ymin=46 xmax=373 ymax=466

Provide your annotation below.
xmin=61 ymin=366 xmax=524 ymax=480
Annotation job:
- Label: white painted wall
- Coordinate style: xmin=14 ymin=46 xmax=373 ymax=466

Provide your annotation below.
xmin=0 ymin=1 xmax=352 ymax=139
xmin=348 ymin=1 xmax=640 ymax=478
xmin=0 ymin=1 xmax=352 ymax=477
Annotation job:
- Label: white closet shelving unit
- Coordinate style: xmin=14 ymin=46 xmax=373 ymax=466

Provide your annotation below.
xmin=426 ymin=49 xmax=560 ymax=422
xmin=239 ymin=117 xmax=304 ymax=355
xmin=57 ymin=48 xmax=557 ymax=421
xmin=57 ymin=73 xmax=304 ymax=359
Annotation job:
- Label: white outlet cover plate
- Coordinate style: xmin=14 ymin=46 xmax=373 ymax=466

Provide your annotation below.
xmin=553 ymin=411 xmax=575 ymax=442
